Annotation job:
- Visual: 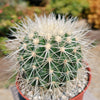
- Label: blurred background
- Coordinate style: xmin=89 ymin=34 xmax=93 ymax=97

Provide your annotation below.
xmin=0 ymin=0 xmax=100 ymax=100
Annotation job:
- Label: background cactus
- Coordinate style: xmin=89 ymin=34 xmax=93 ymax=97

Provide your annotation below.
xmin=9 ymin=14 xmax=93 ymax=100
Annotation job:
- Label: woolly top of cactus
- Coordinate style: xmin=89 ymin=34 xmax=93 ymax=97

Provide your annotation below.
xmin=9 ymin=13 xmax=93 ymax=99
xmin=11 ymin=14 xmax=89 ymax=42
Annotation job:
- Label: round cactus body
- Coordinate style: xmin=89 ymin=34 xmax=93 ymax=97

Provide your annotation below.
xmin=18 ymin=31 xmax=82 ymax=87
xmin=9 ymin=14 xmax=93 ymax=100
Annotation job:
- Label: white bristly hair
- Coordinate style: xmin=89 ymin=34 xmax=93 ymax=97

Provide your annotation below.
xmin=4 ymin=13 xmax=94 ymax=100
xmin=10 ymin=13 xmax=89 ymax=42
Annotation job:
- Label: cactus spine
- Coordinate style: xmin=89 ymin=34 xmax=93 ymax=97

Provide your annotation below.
xmin=9 ymin=14 xmax=93 ymax=100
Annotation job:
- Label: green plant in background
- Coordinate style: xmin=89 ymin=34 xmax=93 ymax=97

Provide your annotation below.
xmin=49 ymin=0 xmax=89 ymax=17
xmin=0 ymin=5 xmax=23 ymax=37
xmin=34 ymin=8 xmax=41 ymax=15
xmin=8 ymin=14 xmax=93 ymax=99
xmin=0 ymin=37 xmax=8 ymax=57
xmin=45 ymin=4 xmax=52 ymax=14
xmin=0 ymin=0 xmax=25 ymax=6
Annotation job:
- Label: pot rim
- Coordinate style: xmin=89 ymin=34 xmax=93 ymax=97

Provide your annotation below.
xmin=70 ymin=67 xmax=91 ymax=100
xmin=16 ymin=67 xmax=91 ymax=100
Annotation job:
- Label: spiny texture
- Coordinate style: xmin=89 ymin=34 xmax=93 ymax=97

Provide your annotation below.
xmin=18 ymin=32 xmax=82 ymax=86
xmin=9 ymin=14 xmax=93 ymax=100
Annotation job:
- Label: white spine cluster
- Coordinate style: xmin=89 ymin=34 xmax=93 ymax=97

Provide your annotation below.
xmin=6 ymin=13 xmax=94 ymax=100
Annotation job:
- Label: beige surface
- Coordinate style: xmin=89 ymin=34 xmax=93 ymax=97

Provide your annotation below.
xmin=88 ymin=45 xmax=100 ymax=100
xmin=0 ymin=89 xmax=13 ymax=100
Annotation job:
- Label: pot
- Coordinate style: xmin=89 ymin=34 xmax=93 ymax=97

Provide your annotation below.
xmin=16 ymin=67 xmax=91 ymax=100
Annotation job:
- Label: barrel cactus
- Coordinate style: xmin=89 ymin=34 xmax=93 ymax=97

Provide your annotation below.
xmin=9 ymin=14 xmax=93 ymax=100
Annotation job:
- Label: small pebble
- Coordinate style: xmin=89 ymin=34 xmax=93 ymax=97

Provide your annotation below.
xmin=77 ymin=83 xmax=82 ymax=88
xmin=78 ymin=88 xmax=82 ymax=93
xmin=33 ymin=96 xmax=38 ymax=100
xmin=62 ymin=95 xmax=66 ymax=99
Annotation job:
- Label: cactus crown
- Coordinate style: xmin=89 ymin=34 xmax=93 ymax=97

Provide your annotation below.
xmin=10 ymin=14 xmax=92 ymax=99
